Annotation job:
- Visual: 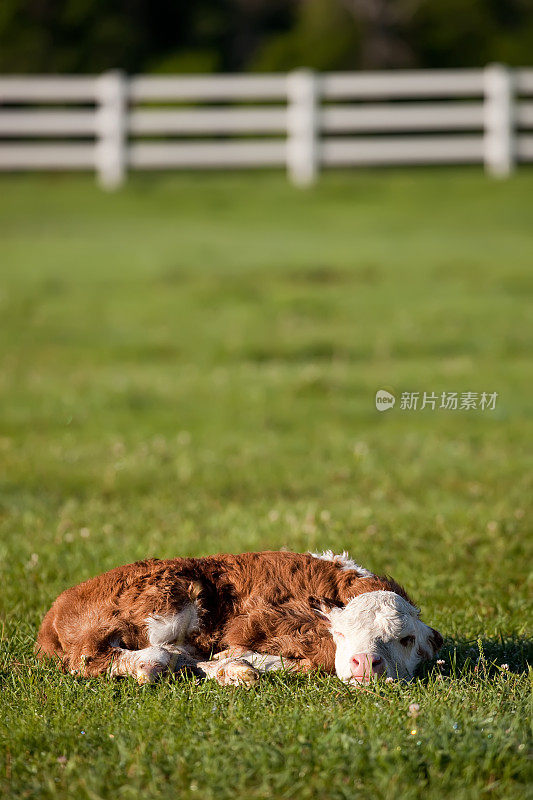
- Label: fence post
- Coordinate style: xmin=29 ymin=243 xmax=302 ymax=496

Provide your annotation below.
xmin=96 ymin=70 xmax=127 ymax=189
xmin=484 ymin=64 xmax=514 ymax=178
xmin=287 ymin=69 xmax=319 ymax=186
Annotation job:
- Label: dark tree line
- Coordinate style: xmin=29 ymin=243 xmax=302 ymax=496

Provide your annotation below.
xmin=1 ymin=0 xmax=532 ymax=74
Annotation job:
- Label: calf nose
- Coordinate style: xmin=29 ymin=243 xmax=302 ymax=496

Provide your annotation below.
xmin=350 ymin=653 xmax=385 ymax=681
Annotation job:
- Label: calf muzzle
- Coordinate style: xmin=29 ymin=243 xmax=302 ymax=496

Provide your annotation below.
xmin=350 ymin=653 xmax=385 ymax=683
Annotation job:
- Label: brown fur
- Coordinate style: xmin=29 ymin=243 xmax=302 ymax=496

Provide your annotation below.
xmin=36 ymin=551 xmax=414 ymax=677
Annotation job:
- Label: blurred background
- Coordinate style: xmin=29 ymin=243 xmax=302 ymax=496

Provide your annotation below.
xmin=2 ymin=0 xmax=533 ymax=73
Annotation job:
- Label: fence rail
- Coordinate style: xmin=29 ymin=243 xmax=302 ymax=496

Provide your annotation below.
xmin=0 ymin=66 xmax=532 ymax=188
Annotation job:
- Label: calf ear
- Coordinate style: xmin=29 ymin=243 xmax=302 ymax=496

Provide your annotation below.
xmin=428 ymin=627 xmax=444 ymax=655
xmin=308 ymin=596 xmax=343 ymax=621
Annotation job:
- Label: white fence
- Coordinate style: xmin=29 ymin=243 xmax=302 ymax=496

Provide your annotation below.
xmin=1 ymin=66 xmax=532 ymax=188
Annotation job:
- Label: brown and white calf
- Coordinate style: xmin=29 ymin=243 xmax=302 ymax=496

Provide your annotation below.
xmin=36 ymin=550 xmax=443 ymax=687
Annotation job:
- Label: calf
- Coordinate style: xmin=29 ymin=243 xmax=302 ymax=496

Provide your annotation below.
xmin=36 ymin=550 xmax=442 ymax=686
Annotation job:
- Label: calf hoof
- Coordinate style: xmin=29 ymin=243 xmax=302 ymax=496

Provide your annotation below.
xmin=135 ymin=661 xmax=168 ymax=685
xmin=110 ymin=646 xmax=172 ymax=684
xmin=214 ymin=658 xmax=260 ymax=688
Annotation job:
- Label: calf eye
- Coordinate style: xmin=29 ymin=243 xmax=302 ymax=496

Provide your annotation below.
xmin=400 ymin=635 xmax=415 ymax=647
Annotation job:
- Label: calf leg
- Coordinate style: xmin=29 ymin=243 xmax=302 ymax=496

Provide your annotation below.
xmin=105 ymin=609 xmax=205 ymax=683
xmin=108 ymin=646 xmax=177 ymax=684
xmin=212 ymin=649 xmax=313 ymax=674
xmin=38 ymin=600 xmax=201 ymax=681
xmin=106 ymin=647 xmax=262 ymax=687
xmin=195 ymin=656 xmax=260 ymax=687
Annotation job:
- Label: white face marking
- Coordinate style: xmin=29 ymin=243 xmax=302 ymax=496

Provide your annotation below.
xmin=319 ymin=591 xmax=441 ymax=683
xmin=310 ymin=550 xmax=375 ymax=578
xmin=146 ymin=605 xmax=199 ymax=648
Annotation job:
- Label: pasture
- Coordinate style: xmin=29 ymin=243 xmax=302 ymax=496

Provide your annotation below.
xmin=0 ymin=169 xmax=531 ymax=799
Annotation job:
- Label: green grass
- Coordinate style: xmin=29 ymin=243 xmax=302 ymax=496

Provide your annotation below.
xmin=0 ymin=169 xmax=531 ymax=800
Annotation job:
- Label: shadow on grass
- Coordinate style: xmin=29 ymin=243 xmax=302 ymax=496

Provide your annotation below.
xmin=418 ymin=635 xmax=532 ymax=680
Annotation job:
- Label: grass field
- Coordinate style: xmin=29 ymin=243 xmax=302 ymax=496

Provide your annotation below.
xmin=0 ymin=169 xmax=531 ymax=799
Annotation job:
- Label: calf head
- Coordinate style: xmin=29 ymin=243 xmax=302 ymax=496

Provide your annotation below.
xmin=312 ymin=591 xmax=443 ymax=683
